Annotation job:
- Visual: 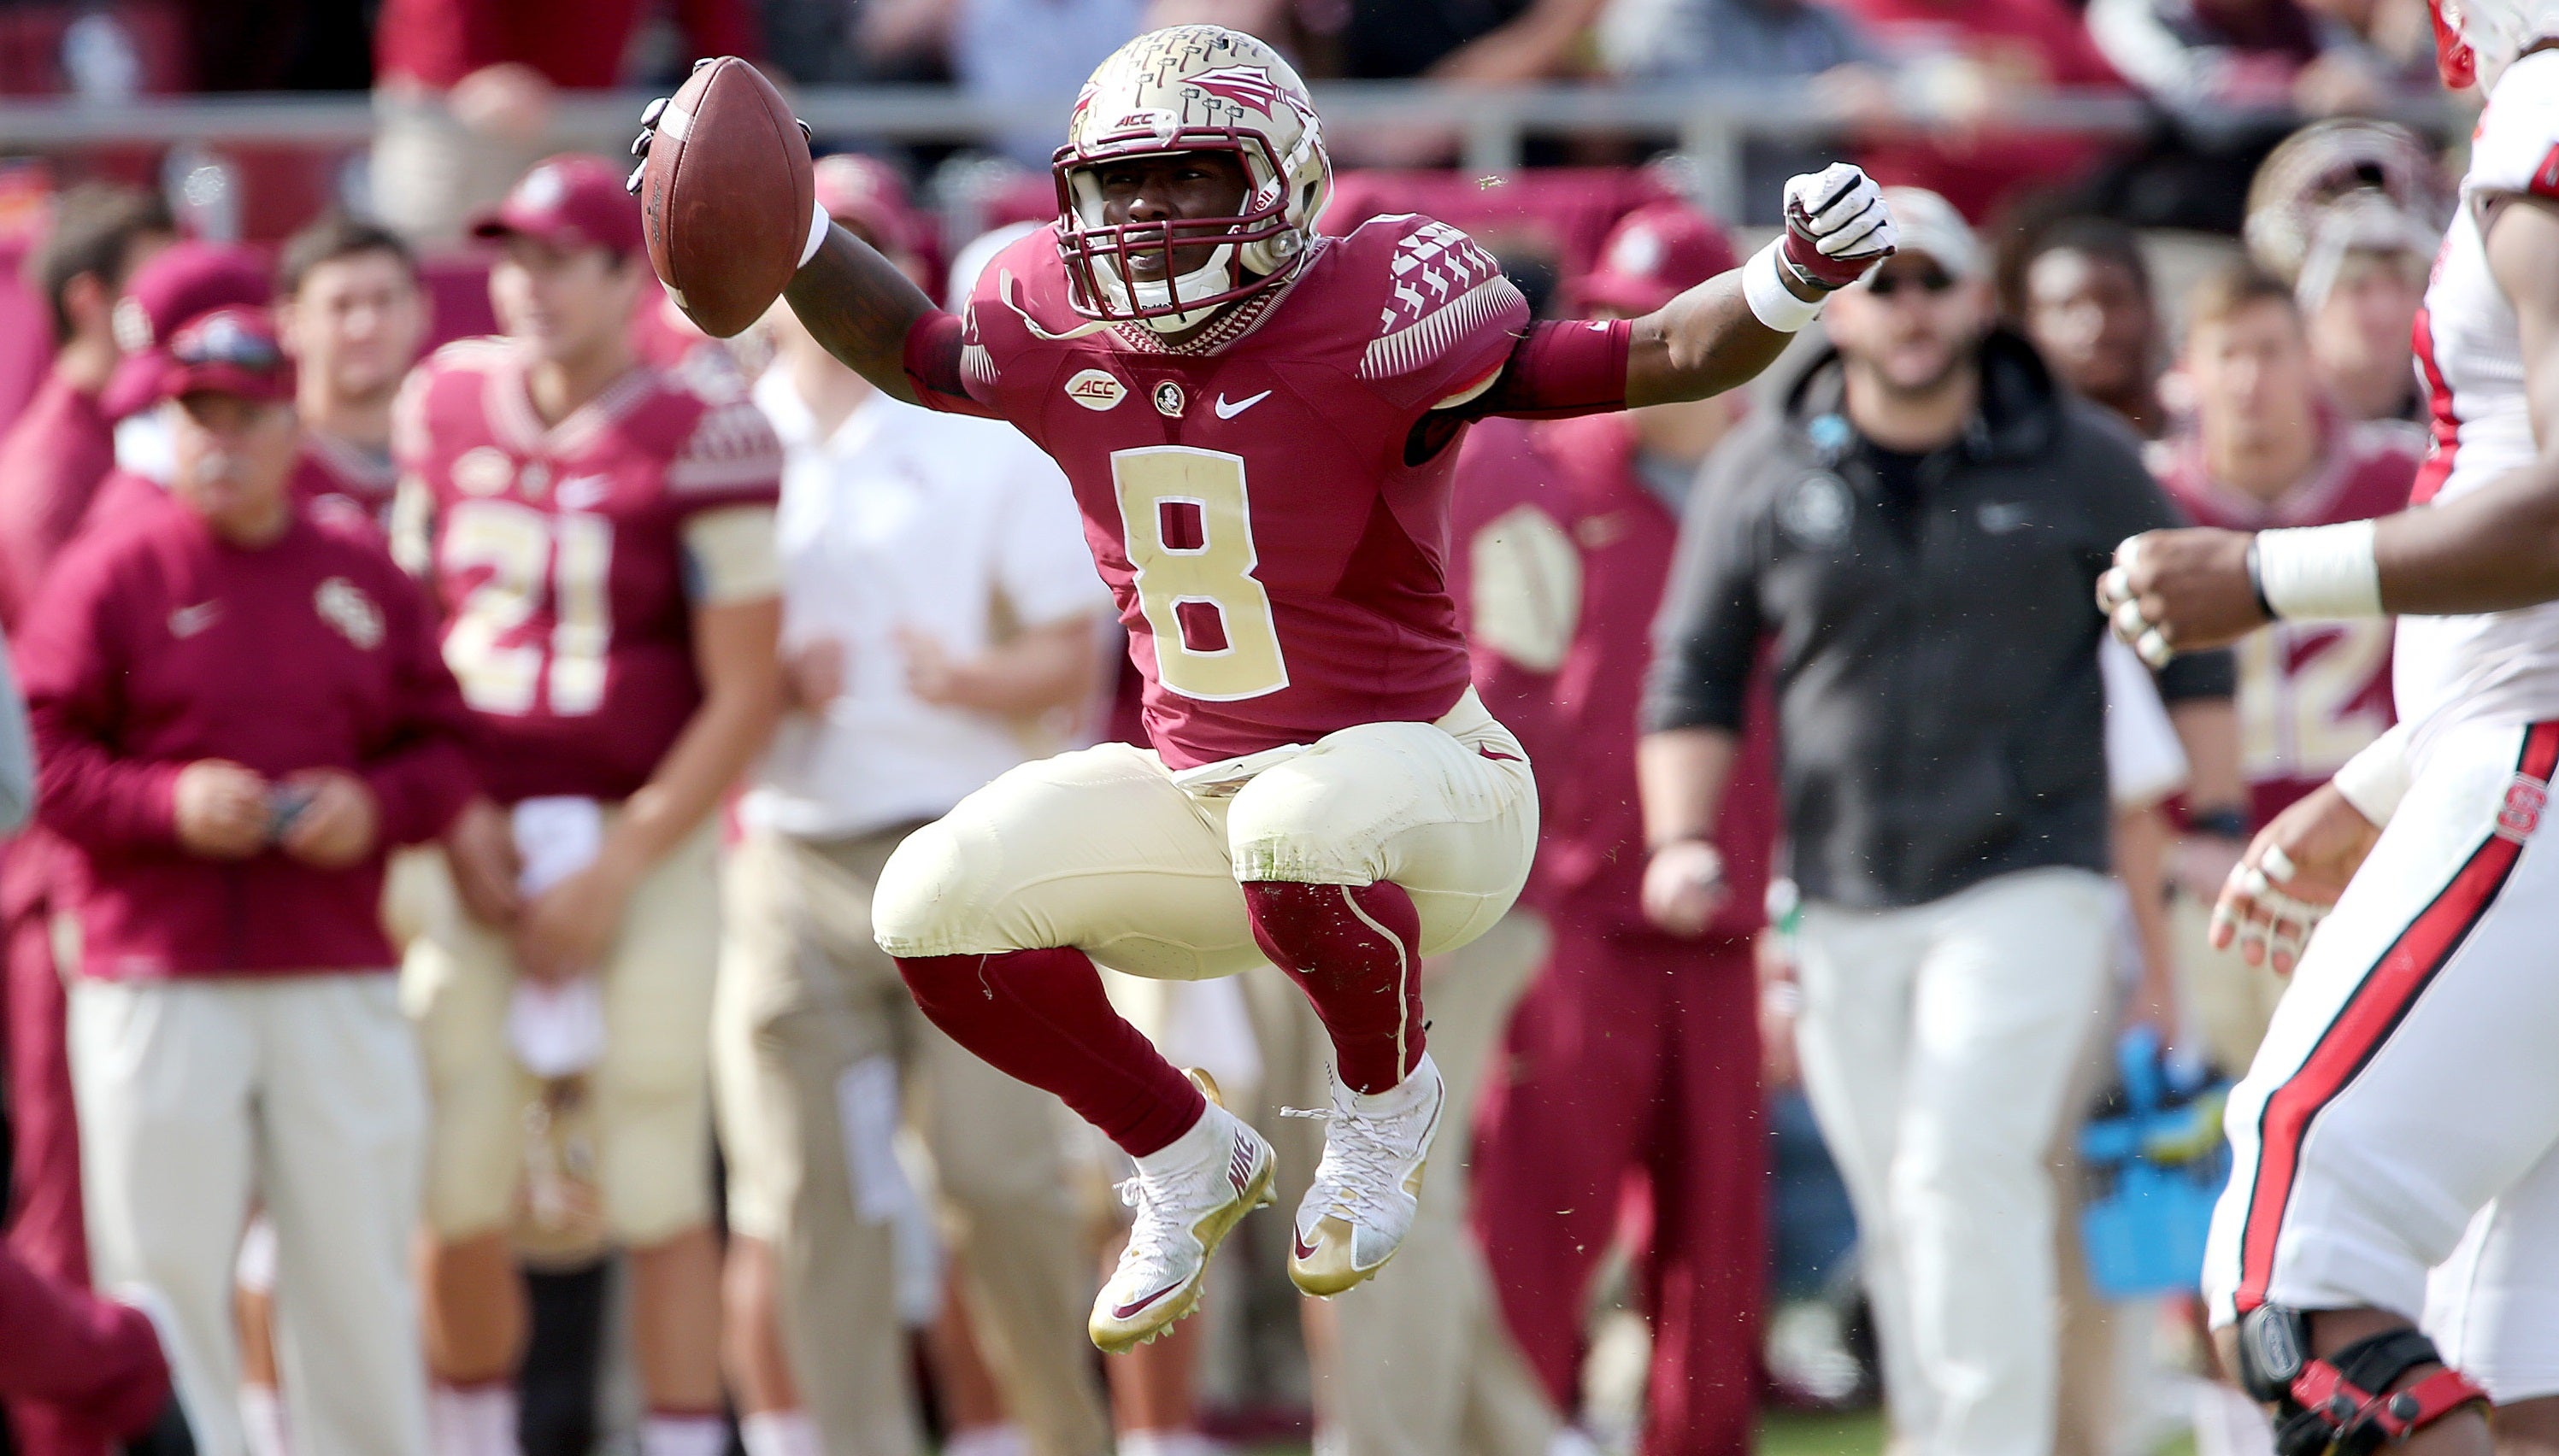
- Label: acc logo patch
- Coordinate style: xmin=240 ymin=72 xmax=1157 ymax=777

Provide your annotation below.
xmin=1778 ymin=472 xmax=1854 ymax=549
xmin=1065 ymin=368 xmax=1127 ymax=411
xmin=315 ymin=576 xmax=384 ymax=650
xmin=454 ymin=447 xmax=515 ymax=496
xmin=1154 ymin=381 xmax=1187 ymax=418
xmin=2497 ymin=774 xmax=2546 ymax=842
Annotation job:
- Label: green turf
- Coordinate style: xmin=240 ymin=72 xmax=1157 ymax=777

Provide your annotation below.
xmin=1235 ymin=1409 xmax=2203 ymax=1455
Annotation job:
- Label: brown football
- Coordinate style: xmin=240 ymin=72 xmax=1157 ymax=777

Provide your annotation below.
xmin=637 ymin=56 xmax=815 ymax=339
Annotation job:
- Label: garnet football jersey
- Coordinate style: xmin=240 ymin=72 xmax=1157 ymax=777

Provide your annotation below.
xmin=393 ymin=338 xmax=782 ymax=802
xmin=942 ymin=214 xmax=1534 ymax=769
xmin=2150 ymin=414 xmax=2418 ymax=822
xmin=294 ymin=430 xmax=401 ymax=529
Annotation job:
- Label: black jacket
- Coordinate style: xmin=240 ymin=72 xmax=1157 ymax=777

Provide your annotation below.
xmin=1645 ymin=328 xmax=2233 ymax=909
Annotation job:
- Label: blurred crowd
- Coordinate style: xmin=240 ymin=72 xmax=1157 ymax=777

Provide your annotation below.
xmin=0 ymin=4 xmax=2473 ymax=1456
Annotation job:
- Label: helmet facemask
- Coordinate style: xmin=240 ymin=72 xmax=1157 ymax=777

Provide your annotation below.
xmin=1052 ymin=123 xmax=1325 ymax=332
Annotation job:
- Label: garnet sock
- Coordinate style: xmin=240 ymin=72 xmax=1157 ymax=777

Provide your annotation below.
xmin=1241 ymin=879 xmax=1426 ymax=1094
xmin=897 ymin=948 xmax=1206 ymax=1156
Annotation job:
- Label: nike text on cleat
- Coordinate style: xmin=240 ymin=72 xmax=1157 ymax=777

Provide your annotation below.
xmin=1285 ymin=1054 xmax=1444 ymax=1298
xmin=1089 ymin=1069 xmax=1275 ymax=1353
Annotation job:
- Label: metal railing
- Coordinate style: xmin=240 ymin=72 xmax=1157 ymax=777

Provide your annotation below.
xmin=0 ymin=82 xmax=2458 ymax=219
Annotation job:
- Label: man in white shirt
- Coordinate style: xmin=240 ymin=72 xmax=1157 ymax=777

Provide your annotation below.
xmin=713 ymin=158 xmax=1115 ymax=1456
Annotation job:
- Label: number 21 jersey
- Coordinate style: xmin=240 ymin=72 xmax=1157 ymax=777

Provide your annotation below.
xmin=948 ymin=214 xmax=1532 ymax=769
xmin=393 ymin=338 xmax=783 ymax=801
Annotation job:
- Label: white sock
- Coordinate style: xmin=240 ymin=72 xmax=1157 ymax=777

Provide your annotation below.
xmin=942 ymin=1424 xmax=1033 ymax=1456
xmin=428 ymin=1384 xmax=518 ymax=1456
xmin=239 ymin=1384 xmax=291 ymax=1456
xmin=1346 ymin=1051 xmax=1438 ymax=1118
xmin=738 ymin=1411 xmax=822 ymax=1456
xmin=642 ymin=1412 xmax=730 ymax=1456
xmin=1133 ymin=1097 xmax=1230 ymax=1180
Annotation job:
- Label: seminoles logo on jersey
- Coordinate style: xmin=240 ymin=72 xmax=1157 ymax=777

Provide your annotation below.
xmin=2497 ymin=773 xmax=2547 ymax=842
xmin=315 ymin=576 xmax=384 ymax=651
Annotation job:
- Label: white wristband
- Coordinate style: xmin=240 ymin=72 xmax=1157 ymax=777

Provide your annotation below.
xmin=1744 ymin=240 xmax=1824 ymax=333
xmin=799 ymin=197 xmax=832 ymax=269
xmin=2332 ymin=721 xmax=2414 ymax=825
xmin=2254 ymin=520 xmax=2383 ymax=619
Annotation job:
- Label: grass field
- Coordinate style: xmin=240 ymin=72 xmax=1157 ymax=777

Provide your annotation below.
xmin=1236 ymin=1408 xmax=2205 ymax=1455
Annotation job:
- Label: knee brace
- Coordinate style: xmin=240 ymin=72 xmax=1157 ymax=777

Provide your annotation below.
xmin=2235 ymin=1306 xmax=2490 ymax=1455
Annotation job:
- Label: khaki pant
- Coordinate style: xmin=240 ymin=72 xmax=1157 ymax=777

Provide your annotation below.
xmin=713 ymin=825 xmax=1109 ymax=1456
xmin=2171 ymin=890 xmax=2288 ymax=1079
xmin=1794 ymin=868 xmax=2115 ymax=1456
xmin=1254 ymin=910 xmax=1562 ymax=1456
xmin=872 ymin=688 xmax=1537 ymax=981
xmin=70 ymin=973 xmax=430 ymax=1456
xmin=403 ymin=821 xmax=721 ymax=1245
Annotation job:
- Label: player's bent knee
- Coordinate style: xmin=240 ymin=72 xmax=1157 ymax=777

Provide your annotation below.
xmin=1227 ymin=746 xmax=1408 ymax=885
xmin=873 ymin=816 xmax=1010 ymax=957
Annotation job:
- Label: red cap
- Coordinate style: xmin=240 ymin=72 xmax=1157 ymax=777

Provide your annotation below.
xmin=156 ymin=306 xmax=293 ymax=406
xmin=1573 ymin=202 xmax=1740 ymax=317
xmin=103 ymin=240 xmax=272 ymax=420
xmin=469 ymin=155 xmax=645 ymax=257
xmin=813 ymin=153 xmax=924 ymax=256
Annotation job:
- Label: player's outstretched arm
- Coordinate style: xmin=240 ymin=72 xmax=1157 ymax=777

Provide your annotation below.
xmin=1625 ymin=164 xmax=1896 ymax=408
xmin=2104 ymin=199 xmax=2559 ymax=657
xmin=783 ymin=224 xmax=949 ymax=408
xmin=627 ymin=90 xmax=954 ymax=408
xmin=2363 ymin=199 xmax=2559 ymax=614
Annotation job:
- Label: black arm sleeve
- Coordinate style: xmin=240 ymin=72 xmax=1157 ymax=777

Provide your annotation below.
xmin=1644 ymin=444 xmax=1768 ymax=734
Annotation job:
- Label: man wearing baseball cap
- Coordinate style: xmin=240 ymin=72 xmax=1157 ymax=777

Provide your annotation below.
xmin=18 ymin=303 xmax=479 ymax=1456
xmin=1466 ymin=200 xmax=1781 ymax=1455
xmin=713 ymin=172 xmax=1115 ymax=1456
xmin=1641 ymin=189 xmax=2240 ymax=1456
xmin=403 ymin=153 xmax=785 ymax=1456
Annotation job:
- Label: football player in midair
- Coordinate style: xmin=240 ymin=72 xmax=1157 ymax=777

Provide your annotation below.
xmin=635 ymin=25 xmax=1896 ymax=1353
xmin=2102 ymin=3 xmax=2559 ymax=1450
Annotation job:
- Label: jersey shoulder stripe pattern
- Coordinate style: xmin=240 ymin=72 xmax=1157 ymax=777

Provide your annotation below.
xmin=668 ymin=396 xmax=784 ymax=493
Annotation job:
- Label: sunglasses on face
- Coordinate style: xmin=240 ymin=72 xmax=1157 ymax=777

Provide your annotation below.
xmin=172 ymin=318 xmax=284 ymax=373
xmin=1867 ymin=268 xmax=1958 ymax=298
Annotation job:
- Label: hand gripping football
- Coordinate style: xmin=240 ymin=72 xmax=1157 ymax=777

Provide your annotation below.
xmin=631 ymin=57 xmax=815 ymax=338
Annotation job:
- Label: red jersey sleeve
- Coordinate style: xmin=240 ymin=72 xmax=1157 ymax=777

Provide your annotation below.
xmin=903 ymin=310 xmax=1003 ymax=419
xmin=17 ymin=537 xmax=182 ymax=853
xmin=1343 ymin=215 xmax=1533 ymax=418
xmin=664 ymin=392 xmax=785 ymax=515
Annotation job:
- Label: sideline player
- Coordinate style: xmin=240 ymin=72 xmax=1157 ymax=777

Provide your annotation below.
xmin=2146 ymin=261 xmax=2414 ymax=1067
xmin=395 ymin=155 xmax=785 ymax=1456
xmin=2101 ymin=3 xmax=2559 ymax=1450
xmin=277 ymin=213 xmax=432 ymax=525
xmin=633 ymin=24 xmax=1895 ymax=1353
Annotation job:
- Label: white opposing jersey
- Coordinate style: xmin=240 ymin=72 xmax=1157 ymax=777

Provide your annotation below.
xmin=2399 ymin=46 xmax=2559 ymax=737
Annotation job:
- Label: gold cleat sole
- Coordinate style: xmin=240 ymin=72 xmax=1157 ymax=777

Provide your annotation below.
xmin=1286 ymin=1156 xmax=1430 ymax=1299
xmin=1088 ymin=1071 xmax=1275 ymax=1353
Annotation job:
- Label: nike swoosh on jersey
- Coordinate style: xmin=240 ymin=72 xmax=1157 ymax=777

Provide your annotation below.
xmin=1110 ymin=1282 xmax=1185 ymax=1320
xmin=1214 ymin=390 xmax=1273 ymax=420
xmin=168 ymin=602 xmax=221 ymax=637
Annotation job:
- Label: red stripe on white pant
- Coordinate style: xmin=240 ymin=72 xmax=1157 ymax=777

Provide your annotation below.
xmin=2233 ymin=720 xmax=2559 ymax=1312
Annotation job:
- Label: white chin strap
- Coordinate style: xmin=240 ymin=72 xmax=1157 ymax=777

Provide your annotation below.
xmin=1097 ymin=242 xmax=1240 ymax=332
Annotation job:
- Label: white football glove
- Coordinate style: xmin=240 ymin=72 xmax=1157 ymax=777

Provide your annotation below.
xmin=1780 ymin=163 xmax=1897 ymax=291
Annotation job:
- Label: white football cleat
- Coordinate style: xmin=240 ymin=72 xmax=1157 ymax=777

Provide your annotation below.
xmin=1089 ymin=1070 xmax=1274 ymax=1353
xmin=1285 ymin=1054 xmax=1444 ymax=1297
